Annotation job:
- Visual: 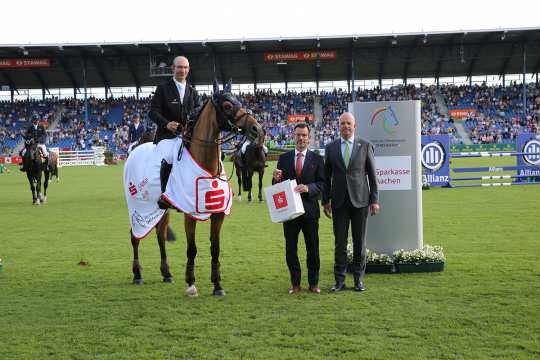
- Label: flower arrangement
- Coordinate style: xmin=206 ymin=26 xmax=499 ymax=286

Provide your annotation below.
xmin=347 ymin=244 xmax=445 ymax=265
xmin=392 ymin=245 xmax=445 ymax=264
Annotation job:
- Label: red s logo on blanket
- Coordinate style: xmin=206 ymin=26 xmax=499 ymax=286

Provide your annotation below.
xmin=205 ymin=181 xmax=225 ymax=210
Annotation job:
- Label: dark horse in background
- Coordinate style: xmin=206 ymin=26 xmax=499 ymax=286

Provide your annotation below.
xmin=22 ymin=138 xmax=51 ymax=205
xmin=233 ymin=143 xmax=267 ymax=202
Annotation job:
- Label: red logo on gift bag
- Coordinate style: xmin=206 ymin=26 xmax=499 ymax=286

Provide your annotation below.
xmin=273 ymin=191 xmax=288 ymax=209
xmin=205 ymin=180 xmax=225 ymax=210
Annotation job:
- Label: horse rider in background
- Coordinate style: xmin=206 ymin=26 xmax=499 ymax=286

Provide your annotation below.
xmin=20 ymin=114 xmax=48 ymax=172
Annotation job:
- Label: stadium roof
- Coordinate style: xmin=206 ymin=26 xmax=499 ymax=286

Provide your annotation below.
xmin=1 ymin=27 xmax=540 ymax=94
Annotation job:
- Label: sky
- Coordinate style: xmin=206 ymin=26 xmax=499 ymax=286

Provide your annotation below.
xmin=1 ymin=0 xmax=539 ymax=45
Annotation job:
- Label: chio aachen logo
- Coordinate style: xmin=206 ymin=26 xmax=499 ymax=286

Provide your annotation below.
xmin=522 ymin=139 xmax=540 ymax=165
xmin=421 ymin=141 xmax=445 ymax=170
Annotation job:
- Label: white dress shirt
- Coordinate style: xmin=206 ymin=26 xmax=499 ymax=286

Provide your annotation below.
xmin=172 ymin=77 xmax=186 ymax=104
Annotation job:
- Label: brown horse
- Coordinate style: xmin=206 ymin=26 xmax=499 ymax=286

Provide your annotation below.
xmin=128 ymin=81 xmax=264 ymax=296
xmin=47 ymin=151 xmax=59 ymax=182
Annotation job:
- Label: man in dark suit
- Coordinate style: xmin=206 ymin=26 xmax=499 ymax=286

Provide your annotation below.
xmin=149 ymin=56 xmax=201 ymax=204
xmin=322 ymin=112 xmax=380 ymax=293
xmin=272 ymin=123 xmax=326 ymax=294
xmin=127 ymin=112 xmax=145 ymax=153
xmin=20 ymin=114 xmax=48 ymax=171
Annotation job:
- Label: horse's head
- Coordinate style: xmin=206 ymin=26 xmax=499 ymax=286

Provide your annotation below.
xmin=24 ymin=137 xmax=35 ymax=149
xmin=212 ymin=80 xmax=264 ymax=146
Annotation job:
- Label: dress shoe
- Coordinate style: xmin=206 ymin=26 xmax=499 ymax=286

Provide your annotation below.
xmin=309 ymin=285 xmax=321 ymax=294
xmin=354 ymin=281 xmax=366 ymax=292
xmin=330 ymin=282 xmax=346 ymax=292
xmin=288 ymin=285 xmax=301 ymax=294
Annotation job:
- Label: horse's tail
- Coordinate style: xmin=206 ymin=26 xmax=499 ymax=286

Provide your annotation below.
xmin=242 ymin=167 xmax=252 ymax=191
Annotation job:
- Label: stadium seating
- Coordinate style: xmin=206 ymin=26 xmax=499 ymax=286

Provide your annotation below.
xmin=1 ymin=83 xmax=539 ymax=156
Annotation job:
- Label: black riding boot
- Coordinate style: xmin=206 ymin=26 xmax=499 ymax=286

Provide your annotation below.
xmin=157 ymin=160 xmax=173 ymax=210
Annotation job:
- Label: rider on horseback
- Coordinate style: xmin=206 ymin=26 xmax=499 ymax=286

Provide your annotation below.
xmin=149 ymin=56 xmax=201 ymax=209
xmin=20 ymin=114 xmax=48 ymax=172
xmin=237 ymin=135 xmax=268 ymax=168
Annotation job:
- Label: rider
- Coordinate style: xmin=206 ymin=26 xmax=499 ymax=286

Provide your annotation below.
xmin=127 ymin=112 xmax=146 ymax=154
xmin=149 ymin=55 xmax=201 ymax=208
xmin=20 ymin=114 xmax=48 ymax=172
xmin=238 ymin=133 xmax=268 ymax=167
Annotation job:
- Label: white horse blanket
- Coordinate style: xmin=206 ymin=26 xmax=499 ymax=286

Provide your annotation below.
xmin=124 ymin=138 xmax=232 ymax=239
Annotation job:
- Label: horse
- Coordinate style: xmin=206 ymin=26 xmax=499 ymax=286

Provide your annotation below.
xmin=47 ymin=151 xmax=59 ymax=182
xmin=22 ymin=138 xmax=49 ymax=205
xmin=125 ymin=80 xmax=264 ymax=296
xmin=232 ymin=143 xmax=267 ymax=202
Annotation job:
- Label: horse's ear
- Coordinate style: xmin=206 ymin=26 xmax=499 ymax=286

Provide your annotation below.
xmin=224 ymin=79 xmax=232 ymax=93
xmin=213 ymin=79 xmax=220 ymax=94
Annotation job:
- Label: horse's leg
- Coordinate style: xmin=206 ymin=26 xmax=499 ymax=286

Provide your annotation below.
xmin=42 ymin=168 xmax=49 ymax=203
xmin=131 ymin=230 xmax=143 ymax=284
xmin=236 ymin=166 xmax=242 ymax=201
xmin=184 ymin=215 xmax=198 ymax=296
xmin=247 ymin=170 xmax=253 ymax=202
xmin=258 ymin=169 xmax=264 ymax=202
xmin=210 ymin=213 xmax=225 ymax=296
xmin=27 ymin=172 xmax=36 ymax=204
xmin=166 ymin=225 xmax=176 ymax=242
xmin=35 ymin=169 xmax=42 ymax=205
xmin=156 ymin=211 xmax=173 ymax=282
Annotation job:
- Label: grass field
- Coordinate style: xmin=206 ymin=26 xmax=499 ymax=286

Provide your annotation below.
xmin=0 ymin=159 xmax=539 ymax=359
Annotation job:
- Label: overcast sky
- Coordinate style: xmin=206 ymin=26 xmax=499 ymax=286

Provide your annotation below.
xmin=1 ymin=0 xmax=538 ymax=45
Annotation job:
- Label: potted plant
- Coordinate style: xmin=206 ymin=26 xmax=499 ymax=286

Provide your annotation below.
xmin=104 ymin=149 xmax=116 ymax=165
xmin=393 ymin=245 xmax=445 ymax=273
xmin=347 ymin=244 xmax=396 ymax=273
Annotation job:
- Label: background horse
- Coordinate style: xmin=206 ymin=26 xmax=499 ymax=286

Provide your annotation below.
xmin=22 ymin=138 xmax=49 ymax=205
xmin=233 ymin=144 xmax=267 ymax=202
xmin=47 ymin=151 xmax=59 ymax=182
xmin=127 ymin=81 xmax=264 ymax=296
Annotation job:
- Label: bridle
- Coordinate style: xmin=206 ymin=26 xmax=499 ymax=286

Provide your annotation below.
xmin=176 ymin=92 xmax=260 ymax=179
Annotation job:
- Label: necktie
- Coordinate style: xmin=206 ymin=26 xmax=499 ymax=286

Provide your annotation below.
xmin=296 ymin=153 xmax=303 ymax=178
xmin=344 ymin=140 xmax=351 ymax=167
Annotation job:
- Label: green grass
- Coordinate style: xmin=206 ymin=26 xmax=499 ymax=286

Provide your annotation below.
xmin=0 ymin=161 xmax=539 ymax=359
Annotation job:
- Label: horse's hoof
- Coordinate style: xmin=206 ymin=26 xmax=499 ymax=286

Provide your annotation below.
xmin=163 ymin=276 xmax=174 ymax=283
xmin=42 ymin=196 xmax=47 ymax=203
xmin=213 ymin=289 xmax=226 ymax=297
xmin=132 ymin=278 xmax=143 ymax=285
xmin=237 ymin=196 xmax=242 ymax=201
xmin=186 ymin=284 xmax=198 ymax=297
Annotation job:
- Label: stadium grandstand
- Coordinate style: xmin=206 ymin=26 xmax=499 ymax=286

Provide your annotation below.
xmin=1 ymin=28 xmax=539 ymax=157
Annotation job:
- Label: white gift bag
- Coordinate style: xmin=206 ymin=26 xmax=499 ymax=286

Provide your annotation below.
xmin=264 ymin=179 xmax=305 ymax=223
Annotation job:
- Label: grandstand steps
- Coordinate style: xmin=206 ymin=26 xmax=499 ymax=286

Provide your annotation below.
xmin=46 ymin=104 xmax=65 ymax=131
xmin=434 ymin=90 xmax=472 ymax=144
xmin=434 ymin=91 xmax=449 ymax=117
xmin=454 ymin=122 xmax=472 ymax=144
xmin=313 ymin=95 xmax=322 ymax=148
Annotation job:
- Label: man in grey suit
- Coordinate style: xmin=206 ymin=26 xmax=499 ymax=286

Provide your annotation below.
xmin=322 ymin=112 xmax=380 ymax=292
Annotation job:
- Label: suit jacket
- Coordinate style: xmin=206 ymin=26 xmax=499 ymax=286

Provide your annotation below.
xmin=26 ymin=124 xmax=47 ymax=144
xmin=128 ymin=123 xmax=146 ymax=144
xmin=149 ymin=78 xmax=200 ymax=143
xmin=323 ymin=137 xmax=378 ymax=208
xmin=274 ymin=149 xmax=326 ymax=219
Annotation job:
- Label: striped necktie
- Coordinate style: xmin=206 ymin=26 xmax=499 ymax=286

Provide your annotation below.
xmin=344 ymin=140 xmax=351 ymax=167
